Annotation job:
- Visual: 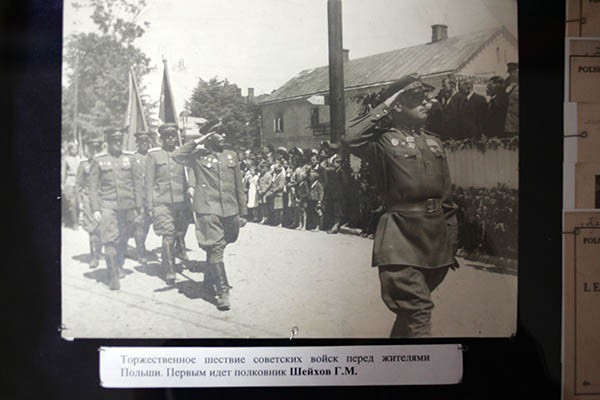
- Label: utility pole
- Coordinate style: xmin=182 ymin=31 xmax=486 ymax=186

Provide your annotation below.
xmin=327 ymin=0 xmax=345 ymax=143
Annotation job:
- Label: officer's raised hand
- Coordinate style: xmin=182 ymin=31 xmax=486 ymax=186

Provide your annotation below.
xmin=93 ymin=211 xmax=102 ymax=222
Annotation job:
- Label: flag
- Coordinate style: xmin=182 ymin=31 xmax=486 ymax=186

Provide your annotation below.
xmin=159 ymin=59 xmax=178 ymax=125
xmin=124 ymin=67 xmax=148 ymax=151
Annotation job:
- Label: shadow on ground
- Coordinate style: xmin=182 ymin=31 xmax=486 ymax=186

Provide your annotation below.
xmin=83 ymin=267 xmax=134 ymax=286
xmin=132 ymin=261 xmax=216 ymax=305
xmin=465 ymin=263 xmax=518 ymax=277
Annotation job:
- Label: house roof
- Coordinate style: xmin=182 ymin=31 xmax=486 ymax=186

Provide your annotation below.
xmin=259 ymin=26 xmax=516 ymax=104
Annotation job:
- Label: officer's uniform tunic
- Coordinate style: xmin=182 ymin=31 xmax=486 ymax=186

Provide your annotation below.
xmin=145 ymin=147 xmax=193 ymax=237
xmin=62 ymin=154 xmax=82 ymax=227
xmin=89 ymin=151 xmax=143 ymax=248
xmin=172 ymin=141 xmax=247 ymax=264
xmin=76 ymin=158 xmax=100 ymax=234
xmin=343 ymin=100 xmax=458 ymax=337
xmin=133 ymin=151 xmax=152 ymax=242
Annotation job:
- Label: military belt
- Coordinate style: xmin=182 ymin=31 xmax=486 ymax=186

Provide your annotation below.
xmin=387 ymin=198 xmax=442 ymax=213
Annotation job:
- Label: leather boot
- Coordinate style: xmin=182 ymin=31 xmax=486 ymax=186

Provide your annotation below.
xmin=203 ymin=267 xmax=215 ymax=295
xmin=162 ymin=237 xmax=176 ymax=283
xmin=104 ymin=245 xmax=120 ymax=290
xmin=134 ymin=230 xmax=148 ymax=266
xmin=89 ymin=235 xmax=101 ymax=269
xmin=212 ymin=262 xmax=230 ymax=311
xmin=174 ymin=233 xmax=189 ymax=261
xmin=116 ymin=241 xmax=127 ymax=278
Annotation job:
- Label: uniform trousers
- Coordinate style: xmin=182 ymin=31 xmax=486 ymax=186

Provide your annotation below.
xmin=152 ymin=203 xmax=190 ymax=238
xmin=194 ymin=214 xmax=240 ymax=264
xmin=100 ymin=208 xmax=136 ymax=267
xmin=378 ymin=265 xmax=448 ymax=337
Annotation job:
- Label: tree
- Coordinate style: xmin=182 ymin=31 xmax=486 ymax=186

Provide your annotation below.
xmin=185 ymin=77 xmax=260 ymax=150
xmin=62 ymin=0 xmax=154 ymax=144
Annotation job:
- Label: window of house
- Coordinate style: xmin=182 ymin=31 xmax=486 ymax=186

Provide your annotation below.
xmin=310 ymin=108 xmax=320 ymax=128
xmin=274 ymin=113 xmax=284 ymax=133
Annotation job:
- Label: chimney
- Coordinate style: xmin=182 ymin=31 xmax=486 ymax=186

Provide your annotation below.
xmin=247 ymin=88 xmax=255 ymax=103
xmin=431 ymin=24 xmax=448 ymax=43
xmin=343 ymin=49 xmax=349 ymax=62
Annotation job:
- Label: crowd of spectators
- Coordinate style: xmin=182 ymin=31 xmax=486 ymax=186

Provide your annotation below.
xmin=236 ymin=66 xmax=520 ymax=261
xmin=427 ymin=64 xmax=519 ymax=140
xmin=238 ymin=143 xmax=383 ymax=237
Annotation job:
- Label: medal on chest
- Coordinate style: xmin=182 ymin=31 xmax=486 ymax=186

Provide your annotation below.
xmin=406 ymin=136 xmax=416 ymax=150
xmin=425 ymin=138 xmax=443 ymax=156
xmin=122 ymin=157 xmax=130 ymax=168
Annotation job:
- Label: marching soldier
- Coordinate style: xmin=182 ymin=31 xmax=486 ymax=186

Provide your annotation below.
xmin=145 ymin=123 xmax=194 ymax=283
xmin=132 ymin=131 xmax=153 ymax=265
xmin=172 ymin=130 xmax=247 ymax=311
xmin=342 ymin=73 xmax=459 ymax=337
xmin=89 ymin=128 xmax=144 ymax=290
xmin=75 ymin=136 xmax=104 ymax=268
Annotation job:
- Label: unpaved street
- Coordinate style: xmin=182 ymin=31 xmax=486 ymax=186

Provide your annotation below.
xmin=62 ymin=222 xmax=517 ymax=339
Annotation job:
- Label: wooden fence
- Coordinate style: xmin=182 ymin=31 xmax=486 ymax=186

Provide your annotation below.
xmin=446 ymin=147 xmax=518 ymax=189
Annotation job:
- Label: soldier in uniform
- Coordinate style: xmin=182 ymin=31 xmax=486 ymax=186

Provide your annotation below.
xmin=75 ymin=136 xmax=104 ymax=268
xmin=172 ymin=131 xmax=247 ymax=311
xmin=342 ymin=73 xmax=459 ymax=337
xmin=145 ymin=123 xmax=194 ymax=283
xmin=62 ymin=142 xmax=82 ymax=229
xmin=89 ymin=128 xmax=144 ymax=290
xmin=132 ymin=131 xmax=153 ymax=265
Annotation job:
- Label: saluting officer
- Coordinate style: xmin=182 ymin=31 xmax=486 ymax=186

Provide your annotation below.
xmin=132 ymin=131 xmax=153 ymax=265
xmin=145 ymin=123 xmax=194 ymax=283
xmin=172 ymin=131 xmax=247 ymax=311
xmin=89 ymin=128 xmax=144 ymax=290
xmin=75 ymin=135 xmax=104 ymax=268
xmin=342 ymin=73 xmax=459 ymax=338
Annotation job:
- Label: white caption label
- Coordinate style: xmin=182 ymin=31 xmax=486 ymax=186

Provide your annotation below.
xmin=99 ymin=345 xmax=463 ymax=388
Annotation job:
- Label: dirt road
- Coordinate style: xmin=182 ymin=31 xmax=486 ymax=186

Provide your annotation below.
xmin=61 ymin=222 xmax=517 ymax=339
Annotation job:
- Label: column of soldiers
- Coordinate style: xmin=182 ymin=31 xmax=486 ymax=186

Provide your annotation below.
xmin=75 ymin=123 xmax=247 ymax=311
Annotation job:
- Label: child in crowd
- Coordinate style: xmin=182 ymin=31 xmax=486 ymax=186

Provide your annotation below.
xmin=307 ymin=170 xmax=323 ymax=231
xmin=245 ymin=165 xmax=259 ymax=222
xmin=257 ymin=162 xmax=272 ymax=224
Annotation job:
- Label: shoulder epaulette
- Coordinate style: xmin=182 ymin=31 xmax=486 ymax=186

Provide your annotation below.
xmin=422 ymin=128 xmax=441 ymax=139
xmin=93 ymin=152 xmax=107 ymax=159
xmin=123 ymin=150 xmax=135 ymax=155
xmin=148 ymin=147 xmax=161 ymax=153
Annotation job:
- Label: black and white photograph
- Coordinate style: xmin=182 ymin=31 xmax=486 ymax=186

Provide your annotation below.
xmin=60 ymin=0 xmax=519 ymax=339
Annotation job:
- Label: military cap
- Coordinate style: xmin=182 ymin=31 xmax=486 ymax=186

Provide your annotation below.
xmin=134 ymin=131 xmax=151 ymax=141
xmin=157 ymin=123 xmax=179 ymax=137
xmin=104 ymin=128 xmax=124 ymax=141
xmin=198 ymin=119 xmax=223 ymax=134
xmin=507 ymin=62 xmax=518 ymax=72
xmin=86 ymin=136 xmax=103 ymax=147
xmin=380 ymin=73 xmax=434 ymax=100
